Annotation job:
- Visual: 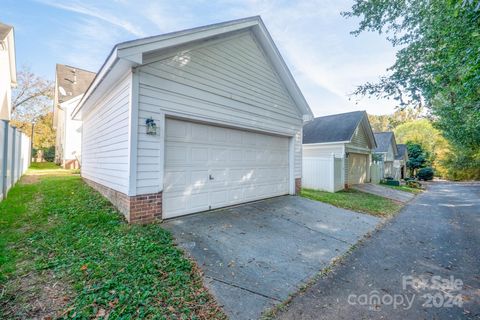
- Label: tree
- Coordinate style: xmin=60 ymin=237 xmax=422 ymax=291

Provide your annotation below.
xmin=10 ymin=67 xmax=54 ymax=150
xmin=368 ymin=107 xmax=424 ymax=132
xmin=343 ymin=0 xmax=480 ymax=154
xmin=394 ymin=119 xmax=450 ymax=172
xmin=406 ymin=143 xmax=427 ymax=177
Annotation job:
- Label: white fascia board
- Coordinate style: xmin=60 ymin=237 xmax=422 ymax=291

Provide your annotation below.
xmin=7 ymin=29 xmax=16 ymax=86
xmin=71 ymin=47 xmax=120 ymax=119
xmin=117 ymin=20 xmax=259 ymax=59
xmin=303 ymin=141 xmax=349 ymax=147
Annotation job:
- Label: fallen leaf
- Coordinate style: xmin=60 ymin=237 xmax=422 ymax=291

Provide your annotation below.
xmin=95 ymin=308 xmax=106 ymax=318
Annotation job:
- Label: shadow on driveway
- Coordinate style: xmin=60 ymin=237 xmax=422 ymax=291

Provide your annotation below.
xmin=163 ymin=195 xmax=380 ymax=319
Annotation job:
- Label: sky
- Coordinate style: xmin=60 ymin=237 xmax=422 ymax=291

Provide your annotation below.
xmin=2 ymin=0 xmax=400 ymax=116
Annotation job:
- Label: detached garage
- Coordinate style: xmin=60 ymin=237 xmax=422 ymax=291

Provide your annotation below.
xmin=302 ymin=111 xmax=376 ymax=191
xmin=72 ymin=17 xmax=313 ymax=223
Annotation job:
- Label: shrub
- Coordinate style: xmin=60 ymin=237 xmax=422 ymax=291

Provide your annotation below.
xmin=417 ymin=167 xmax=434 ymax=181
xmin=406 ymin=180 xmax=422 ymax=188
xmin=42 ymin=146 xmax=55 ymax=162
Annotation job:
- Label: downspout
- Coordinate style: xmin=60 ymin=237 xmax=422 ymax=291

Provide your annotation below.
xmin=2 ymin=120 xmax=9 ymax=199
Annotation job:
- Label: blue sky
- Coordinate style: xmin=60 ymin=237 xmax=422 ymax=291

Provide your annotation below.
xmin=2 ymin=0 xmax=399 ymax=116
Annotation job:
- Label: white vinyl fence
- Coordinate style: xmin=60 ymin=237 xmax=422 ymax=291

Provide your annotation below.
xmin=0 ymin=120 xmax=31 ymax=199
xmin=302 ymin=155 xmax=344 ymax=192
xmin=370 ymin=162 xmax=384 ymax=183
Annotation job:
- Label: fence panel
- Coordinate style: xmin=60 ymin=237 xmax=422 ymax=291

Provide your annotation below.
xmin=0 ymin=121 xmax=4 ymax=199
xmin=0 ymin=120 xmax=31 ymax=200
xmin=303 ymin=156 xmax=345 ymax=192
xmin=370 ymin=162 xmax=384 ymax=183
xmin=6 ymin=126 xmax=13 ymax=192
xmin=333 ymin=157 xmax=344 ymax=191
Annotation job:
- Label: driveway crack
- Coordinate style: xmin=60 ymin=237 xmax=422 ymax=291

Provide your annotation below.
xmin=206 ymin=276 xmax=282 ymax=302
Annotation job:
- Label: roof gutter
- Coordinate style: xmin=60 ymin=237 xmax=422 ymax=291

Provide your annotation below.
xmin=303 ymin=141 xmax=350 ymax=146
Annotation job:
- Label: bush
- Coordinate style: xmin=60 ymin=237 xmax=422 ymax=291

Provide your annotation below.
xmin=406 ymin=180 xmax=422 ymax=188
xmin=42 ymin=146 xmax=55 ymax=162
xmin=417 ymin=167 xmax=434 ymax=181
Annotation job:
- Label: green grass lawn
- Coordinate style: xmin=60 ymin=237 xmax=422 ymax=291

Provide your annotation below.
xmin=301 ymin=188 xmax=402 ymax=217
xmin=0 ymin=163 xmax=225 ymax=319
xmin=381 ymin=184 xmax=423 ymax=194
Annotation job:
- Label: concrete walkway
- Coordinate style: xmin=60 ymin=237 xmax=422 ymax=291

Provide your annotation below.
xmin=163 ymin=196 xmax=380 ymax=320
xmin=275 ymin=182 xmax=480 ymax=320
xmin=352 ymin=183 xmax=415 ymax=203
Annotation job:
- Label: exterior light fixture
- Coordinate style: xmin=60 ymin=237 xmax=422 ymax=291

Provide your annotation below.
xmin=146 ymin=117 xmax=157 ymax=135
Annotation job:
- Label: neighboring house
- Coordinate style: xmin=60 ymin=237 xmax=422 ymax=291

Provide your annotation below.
xmin=0 ymin=22 xmax=30 ymax=199
xmin=395 ymin=144 xmax=409 ymax=179
xmin=71 ymin=17 xmax=313 ymax=223
xmin=0 ymin=22 xmax=16 ymax=120
xmin=302 ymin=111 xmax=377 ymax=190
xmin=373 ymin=132 xmax=398 ymax=179
xmin=53 ymin=64 xmax=95 ymax=169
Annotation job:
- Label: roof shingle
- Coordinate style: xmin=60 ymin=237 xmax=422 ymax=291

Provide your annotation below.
xmin=303 ymin=111 xmax=366 ymax=144
xmin=373 ymin=132 xmax=394 ymax=153
xmin=55 ymin=64 xmax=96 ymax=104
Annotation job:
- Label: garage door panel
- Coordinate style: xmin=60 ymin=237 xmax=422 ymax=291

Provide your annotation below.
xmin=166 ymin=145 xmax=188 ymax=163
xmin=191 ymin=123 xmax=209 ymax=140
xmin=163 ymin=119 xmax=289 ymax=218
xmin=166 ymin=119 xmax=188 ymax=138
xmin=164 ymin=171 xmax=187 ymax=192
xmin=210 ymin=190 xmax=228 ymax=206
xmin=191 ymin=147 xmax=208 ymax=161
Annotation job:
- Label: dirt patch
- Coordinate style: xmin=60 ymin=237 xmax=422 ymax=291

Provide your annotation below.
xmin=1 ymin=270 xmax=72 ymax=319
xmin=18 ymin=175 xmax=40 ymax=185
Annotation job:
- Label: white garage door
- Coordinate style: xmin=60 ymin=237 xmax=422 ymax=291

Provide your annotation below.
xmin=348 ymin=153 xmax=368 ymax=185
xmin=163 ymin=119 xmax=290 ymax=218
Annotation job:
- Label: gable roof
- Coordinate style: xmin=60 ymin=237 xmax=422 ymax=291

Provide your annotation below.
xmin=55 ymin=64 xmax=96 ymax=104
xmin=72 ymin=16 xmax=313 ymax=120
xmin=374 ymin=132 xmax=398 ymax=155
xmin=303 ymin=111 xmax=376 ymax=148
xmin=395 ymin=144 xmax=407 ymax=160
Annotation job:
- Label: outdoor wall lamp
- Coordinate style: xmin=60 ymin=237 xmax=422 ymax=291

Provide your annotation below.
xmin=146 ymin=117 xmax=157 ymax=135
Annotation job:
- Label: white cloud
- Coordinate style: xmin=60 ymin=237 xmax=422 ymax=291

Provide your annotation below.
xmin=36 ymin=0 xmax=145 ymax=36
xmin=35 ymin=0 xmax=399 ymax=115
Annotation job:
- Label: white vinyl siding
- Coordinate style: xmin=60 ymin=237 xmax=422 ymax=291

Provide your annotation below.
xmin=303 ymin=144 xmax=344 ymax=158
xmin=81 ymin=74 xmax=131 ymax=194
xmin=136 ymin=32 xmax=303 ymax=195
xmin=348 ymin=125 xmax=369 ymax=149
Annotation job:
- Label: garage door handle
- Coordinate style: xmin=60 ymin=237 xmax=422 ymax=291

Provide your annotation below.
xmin=209 ymin=174 xmax=214 ymax=180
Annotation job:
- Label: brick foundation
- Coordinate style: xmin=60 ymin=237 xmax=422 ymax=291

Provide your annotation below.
xmin=295 ymin=178 xmax=301 ymax=195
xmin=83 ymin=178 xmax=162 ymax=224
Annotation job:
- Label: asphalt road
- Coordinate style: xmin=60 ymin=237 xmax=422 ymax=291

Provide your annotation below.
xmin=275 ymin=182 xmax=480 ymax=320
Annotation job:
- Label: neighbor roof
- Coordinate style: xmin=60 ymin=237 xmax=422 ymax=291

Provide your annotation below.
xmin=72 ymin=16 xmax=313 ymax=120
xmin=303 ymin=111 xmax=368 ymax=144
xmin=55 ymin=64 xmax=96 ymax=104
xmin=0 ymin=22 xmax=13 ymax=40
xmin=374 ymin=132 xmax=396 ymax=153
xmin=395 ymin=144 xmax=407 ymax=160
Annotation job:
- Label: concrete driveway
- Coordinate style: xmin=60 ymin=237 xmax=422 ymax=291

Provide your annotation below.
xmin=352 ymin=183 xmax=415 ymax=203
xmin=163 ymin=196 xmax=380 ymax=319
xmin=274 ymin=182 xmax=480 ymax=320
